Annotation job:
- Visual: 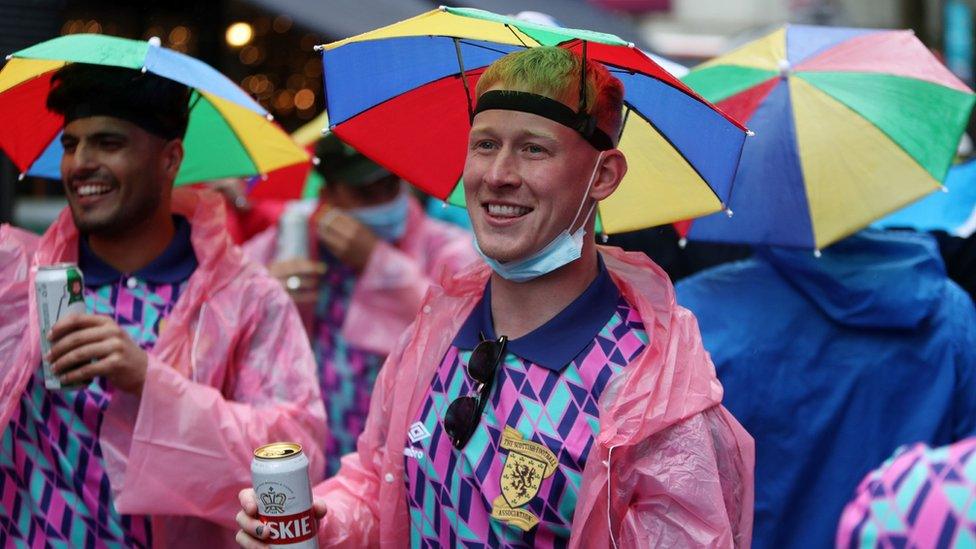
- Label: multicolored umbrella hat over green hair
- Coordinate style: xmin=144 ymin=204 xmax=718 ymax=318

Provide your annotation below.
xmin=319 ymin=7 xmax=750 ymax=233
xmin=0 ymin=34 xmax=309 ymax=185
xmin=680 ymin=25 xmax=976 ymax=250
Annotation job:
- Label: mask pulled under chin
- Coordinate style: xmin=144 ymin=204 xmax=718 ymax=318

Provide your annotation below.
xmin=475 ymin=152 xmax=604 ymax=282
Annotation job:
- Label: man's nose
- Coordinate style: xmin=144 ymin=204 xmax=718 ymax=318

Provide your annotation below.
xmin=71 ymin=142 xmax=98 ymax=168
xmin=484 ymin=148 xmax=520 ymax=189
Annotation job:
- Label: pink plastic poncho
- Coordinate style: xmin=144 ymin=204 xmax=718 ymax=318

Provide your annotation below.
xmin=0 ymin=189 xmax=327 ymax=547
xmin=312 ymin=246 xmax=755 ymax=548
xmin=244 ymin=195 xmax=478 ymax=355
xmin=0 ymin=224 xmax=39 ymax=395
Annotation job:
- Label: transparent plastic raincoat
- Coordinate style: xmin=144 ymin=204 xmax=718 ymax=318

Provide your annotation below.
xmin=312 ymin=246 xmax=755 ymax=548
xmin=0 ymin=189 xmax=326 ymax=547
xmin=0 ymin=224 xmax=39 ymax=384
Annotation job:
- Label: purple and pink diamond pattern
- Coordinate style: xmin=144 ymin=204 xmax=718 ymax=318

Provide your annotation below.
xmin=405 ymin=296 xmax=648 ymax=548
xmin=841 ymin=438 xmax=976 ymax=548
xmin=0 ymin=278 xmax=185 ymax=548
xmin=313 ymin=261 xmax=385 ymax=477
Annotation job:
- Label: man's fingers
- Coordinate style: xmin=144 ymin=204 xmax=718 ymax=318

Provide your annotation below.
xmin=58 ymin=356 xmax=112 ymax=386
xmin=269 ymin=260 xmax=327 ymax=280
xmin=313 ymin=498 xmax=329 ymax=520
xmin=238 ymin=488 xmax=258 ymax=515
xmin=48 ymin=325 xmax=115 ymax=363
xmin=51 ymin=340 xmax=116 ymax=374
xmin=315 ymin=208 xmax=341 ymax=238
xmin=49 ymin=314 xmax=105 ymax=341
xmin=303 ymin=262 xmax=327 ymax=276
xmin=235 ymin=509 xmax=270 ymax=541
xmin=235 ymin=509 xmax=266 ymax=534
xmin=234 ymin=528 xmax=269 ymax=549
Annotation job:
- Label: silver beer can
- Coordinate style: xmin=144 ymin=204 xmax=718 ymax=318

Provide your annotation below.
xmin=35 ymin=263 xmax=86 ymax=390
xmin=275 ymin=204 xmax=311 ymax=262
xmin=252 ymin=442 xmax=318 ymax=548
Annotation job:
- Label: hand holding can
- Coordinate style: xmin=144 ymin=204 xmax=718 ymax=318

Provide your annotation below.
xmin=36 ymin=263 xmax=87 ymax=390
xmin=248 ymin=443 xmax=321 ymax=548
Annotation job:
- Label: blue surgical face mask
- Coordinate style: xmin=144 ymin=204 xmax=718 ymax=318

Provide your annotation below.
xmin=347 ymin=185 xmax=409 ymax=242
xmin=475 ymin=152 xmax=604 ymax=282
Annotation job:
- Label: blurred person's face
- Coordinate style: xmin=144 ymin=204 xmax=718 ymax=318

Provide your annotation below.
xmin=462 ymin=99 xmax=602 ymax=263
xmin=322 ymin=173 xmax=402 ymax=209
xmin=60 ymin=116 xmax=182 ymax=236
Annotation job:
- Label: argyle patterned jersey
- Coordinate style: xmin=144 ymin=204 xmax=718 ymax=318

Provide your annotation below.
xmin=313 ymin=260 xmax=385 ymax=477
xmin=404 ymin=296 xmax=648 ymax=548
xmin=840 ymin=438 xmax=976 ymax=548
xmin=0 ymin=277 xmax=186 ymax=548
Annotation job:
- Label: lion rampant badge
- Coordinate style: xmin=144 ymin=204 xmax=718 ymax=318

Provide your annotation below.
xmin=491 ymin=426 xmax=558 ymax=531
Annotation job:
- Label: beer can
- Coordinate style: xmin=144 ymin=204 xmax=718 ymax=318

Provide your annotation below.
xmin=275 ymin=204 xmax=311 ymax=261
xmin=35 ymin=263 xmax=86 ymax=390
xmin=252 ymin=442 xmax=318 ymax=548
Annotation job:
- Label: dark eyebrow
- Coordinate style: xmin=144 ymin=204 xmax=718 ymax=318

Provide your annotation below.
xmin=61 ymin=131 xmax=128 ymax=144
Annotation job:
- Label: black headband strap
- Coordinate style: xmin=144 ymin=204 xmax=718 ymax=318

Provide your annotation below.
xmin=472 ymin=90 xmax=614 ymax=151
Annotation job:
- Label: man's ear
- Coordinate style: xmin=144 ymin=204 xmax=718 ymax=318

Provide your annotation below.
xmin=161 ymin=138 xmax=185 ymax=181
xmin=589 ymin=149 xmax=627 ymax=201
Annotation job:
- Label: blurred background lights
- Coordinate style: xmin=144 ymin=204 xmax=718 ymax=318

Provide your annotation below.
xmin=225 ymin=22 xmax=253 ymax=47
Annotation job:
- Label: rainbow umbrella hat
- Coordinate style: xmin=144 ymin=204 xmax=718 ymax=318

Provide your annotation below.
xmin=680 ymin=25 xmax=976 ymax=250
xmin=0 ymin=34 xmax=309 ymax=185
xmin=246 ymin=110 xmax=330 ymax=201
xmin=318 ymin=7 xmax=749 ymax=233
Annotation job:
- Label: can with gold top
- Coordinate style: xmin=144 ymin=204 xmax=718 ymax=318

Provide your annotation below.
xmin=251 ymin=442 xmax=318 ymax=548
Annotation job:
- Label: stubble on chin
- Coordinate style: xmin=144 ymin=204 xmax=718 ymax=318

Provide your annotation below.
xmin=70 ymin=189 xmax=162 ymax=238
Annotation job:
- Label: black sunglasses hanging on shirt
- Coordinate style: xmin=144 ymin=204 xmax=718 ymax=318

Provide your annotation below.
xmin=444 ymin=333 xmax=508 ymax=450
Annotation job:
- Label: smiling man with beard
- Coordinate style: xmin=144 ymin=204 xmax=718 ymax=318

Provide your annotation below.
xmin=0 ymin=63 xmax=326 ymax=547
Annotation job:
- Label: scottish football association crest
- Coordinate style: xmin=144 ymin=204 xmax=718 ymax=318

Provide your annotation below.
xmin=491 ymin=426 xmax=558 ymax=531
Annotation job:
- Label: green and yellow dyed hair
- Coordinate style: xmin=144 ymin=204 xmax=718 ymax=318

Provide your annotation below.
xmin=475 ymin=47 xmax=624 ymax=144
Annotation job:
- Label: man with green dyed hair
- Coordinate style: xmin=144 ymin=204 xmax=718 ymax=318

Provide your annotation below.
xmin=237 ymin=46 xmax=754 ymax=548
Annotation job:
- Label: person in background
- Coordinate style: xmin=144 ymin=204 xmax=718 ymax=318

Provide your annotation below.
xmin=236 ymin=46 xmax=753 ymax=548
xmin=0 ymin=63 xmax=325 ymax=547
xmin=245 ymin=133 xmax=478 ymax=476
xmin=837 ymin=436 xmax=976 ymax=547
xmin=677 ymin=229 xmax=976 ymax=549
xmin=607 ymin=224 xmax=752 ymax=282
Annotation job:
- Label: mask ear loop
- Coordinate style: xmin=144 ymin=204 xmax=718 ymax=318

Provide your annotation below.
xmin=569 ymin=151 xmax=605 ymax=233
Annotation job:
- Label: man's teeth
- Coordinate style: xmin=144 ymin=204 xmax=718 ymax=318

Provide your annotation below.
xmin=77 ymin=185 xmax=111 ymax=197
xmin=487 ymin=204 xmax=530 ymax=217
